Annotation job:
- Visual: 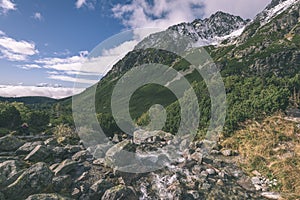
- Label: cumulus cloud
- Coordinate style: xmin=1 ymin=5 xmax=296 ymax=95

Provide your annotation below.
xmin=33 ymin=12 xmax=43 ymax=21
xmin=0 ymin=85 xmax=84 ymax=99
xmin=112 ymin=0 xmax=272 ymax=33
xmin=0 ymin=0 xmax=16 ymax=14
xmin=33 ymin=42 xmax=136 ymax=84
xmin=112 ymin=0 xmax=205 ymax=30
xmin=0 ymin=34 xmax=38 ymax=61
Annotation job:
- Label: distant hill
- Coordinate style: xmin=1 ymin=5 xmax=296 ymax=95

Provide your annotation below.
xmin=0 ymin=96 xmax=58 ymax=105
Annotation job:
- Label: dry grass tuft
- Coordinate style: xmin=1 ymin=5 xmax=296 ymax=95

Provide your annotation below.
xmin=222 ymin=114 xmax=300 ymax=199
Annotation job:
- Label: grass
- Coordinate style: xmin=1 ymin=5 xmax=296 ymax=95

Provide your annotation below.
xmin=221 ymin=114 xmax=300 ymax=199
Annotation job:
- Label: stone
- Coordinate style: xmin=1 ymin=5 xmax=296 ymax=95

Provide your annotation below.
xmin=54 ymin=159 xmax=78 ymax=176
xmin=52 ymin=175 xmax=72 ymax=193
xmin=0 ymin=160 xmax=25 ymax=187
xmin=72 ymin=150 xmax=91 ymax=162
xmin=206 ymin=168 xmax=216 ymax=175
xmin=105 ymin=140 xmax=134 ymax=168
xmin=15 ymin=141 xmax=43 ymax=155
xmin=221 ymin=149 xmax=233 ymax=156
xmin=0 ymin=135 xmax=25 ymax=151
xmin=190 ymin=152 xmax=203 ymax=163
xmin=261 ymin=192 xmax=281 ymax=199
xmin=112 ymin=134 xmax=120 ymax=143
xmin=89 ymin=179 xmax=113 ymax=200
xmin=44 ymin=137 xmax=59 ymax=146
xmin=76 ymin=171 xmax=89 ymax=182
xmin=101 ymin=185 xmax=138 ymax=200
xmin=72 ymin=188 xmax=81 ymax=199
xmin=24 ymin=145 xmax=51 ymax=162
xmin=2 ymin=162 xmax=53 ymax=200
xmin=92 ymin=158 xmax=105 ymax=166
xmin=25 ymin=193 xmax=72 ymax=200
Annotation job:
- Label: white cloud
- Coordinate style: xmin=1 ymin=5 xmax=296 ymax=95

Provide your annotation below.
xmin=33 ymin=12 xmax=43 ymax=21
xmin=112 ymin=0 xmax=271 ymax=34
xmin=0 ymin=0 xmax=16 ymax=14
xmin=0 ymin=85 xmax=84 ymax=99
xmin=76 ymin=0 xmax=86 ymax=8
xmin=48 ymin=75 xmax=98 ymax=84
xmin=112 ymin=0 xmax=205 ymax=30
xmin=20 ymin=64 xmax=41 ymax=70
xmin=0 ymin=35 xmax=38 ymax=61
xmin=75 ymin=0 xmax=95 ymax=9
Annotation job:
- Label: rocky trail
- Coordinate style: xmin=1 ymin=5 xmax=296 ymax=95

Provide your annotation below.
xmin=0 ymin=131 xmax=281 ymax=200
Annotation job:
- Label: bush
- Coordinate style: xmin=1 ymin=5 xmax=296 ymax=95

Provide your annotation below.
xmin=53 ymin=124 xmax=79 ymax=145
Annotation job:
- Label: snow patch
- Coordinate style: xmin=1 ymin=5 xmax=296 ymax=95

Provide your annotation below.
xmin=262 ymin=0 xmax=298 ymax=26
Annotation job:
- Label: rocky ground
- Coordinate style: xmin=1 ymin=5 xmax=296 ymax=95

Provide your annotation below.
xmin=0 ymin=130 xmax=282 ymax=200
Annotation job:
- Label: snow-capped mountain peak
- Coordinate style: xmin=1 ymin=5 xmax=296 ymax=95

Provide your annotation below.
xmin=135 ymin=12 xmax=249 ymax=50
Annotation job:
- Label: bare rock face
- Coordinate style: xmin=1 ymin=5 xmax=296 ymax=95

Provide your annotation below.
xmin=2 ymin=162 xmax=53 ymax=199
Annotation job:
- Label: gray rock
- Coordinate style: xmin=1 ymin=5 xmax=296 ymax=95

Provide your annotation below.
xmin=72 ymin=150 xmax=91 ymax=162
xmin=105 ymin=140 xmax=134 ymax=168
xmin=190 ymin=152 xmax=203 ymax=163
xmin=206 ymin=168 xmax=216 ymax=175
xmin=25 ymin=193 xmax=72 ymax=200
xmin=24 ymin=145 xmax=51 ymax=162
xmin=0 ymin=135 xmax=25 ymax=151
xmin=101 ymin=185 xmax=137 ymax=200
xmin=52 ymin=175 xmax=72 ymax=193
xmin=16 ymin=141 xmax=43 ymax=155
xmin=0 ymin=192 xmax=4 ymax=200
xmin=261 ymin=192 xmax=281 ymax=199
xmin=221 ymin=149 xmax=233 ymax=156
xmin=54 ymin=159 xmax=78 ymax=176
xmin=3 ymin=162 xmax=53 ymax=200
xmin=0 ymin=160 xmax=25 ymax=187
xmin=89 ymin=179 xmax=113 ymax=200
xmin=44 ymin=137 xmax=59 ymax=146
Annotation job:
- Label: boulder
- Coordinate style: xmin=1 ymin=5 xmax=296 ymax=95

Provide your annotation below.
xmin=89 ymin=179 xmax=113 ymax=200
xmin=72 ymin=150 xmax=92 ymax=162
xmin=0 ymin=135 xmax=25 ymax=151
xmin=24 ymin=145 xmax=51 ymax=162
xmin=16 ymin=141 xmax=43 ymax=155
xmin=54 ymin=159 xmax=78 ymax=176
xmin=261 ymin=192 xmax=281 ymax=200
xmin=25 ymin=193 xmax=72 ymax=200
xmin=52 ymin=175 xmax=72 ymax=193
xmin=0 ymin=160 xmax=26 ymax=187
xmin=101 ymin=185 xmax=137 ymax=200
xmin=105 ymin=140 xmax=134 ymax=168
xmin=2 ymin=162 xmax=53 ymax=199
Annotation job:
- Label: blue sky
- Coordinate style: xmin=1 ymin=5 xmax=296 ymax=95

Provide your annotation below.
xmin=0 ymin=0 xmax=271 ymax=98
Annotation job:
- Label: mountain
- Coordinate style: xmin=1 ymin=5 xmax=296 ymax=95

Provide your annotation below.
xmin=135 ymin=11 xmax=249 ymax=50
xmin=70 ymin=0 xmax=300 ymax=136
